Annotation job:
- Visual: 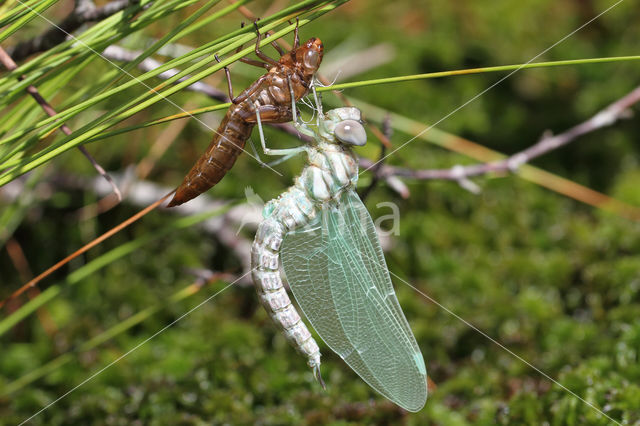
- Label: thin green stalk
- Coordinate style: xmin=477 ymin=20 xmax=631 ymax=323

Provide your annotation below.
xmin=0 ymin=1 xmax=310 ymax=146
xmin=0 ymin=0 xmax=44 ymax=27
xmin=0 ymin=51 xmax=100 ymax=133
xmin=0 ymin=53 xmax=100 ymax=163
xmin=318 ymin=55 xmax=640 ymax=92
xmin=58 ymin=54 xmax=640 ymax=146
xmin=104 ymin=0 xmax=240 ymax=93
xmin=174 ymin=0 xmax=326 ymax=41
xmin=0 ymin=0 xmax=330 ymax=146
xmin=3 ymin=354 xmax=75 ymax=396
xmin=0 ymin=28 xmax=250 ymax=157
xmin=85 ymin=103 xmax=231 ymax=143
xmin=0 ymin=1 xmax=346 ymax=182
xmin=0 ymin=0 xmax=240 ymax=154
xmin=0 ymin=0 xmax=150 ymax=96
xmin=0 ymin=0 xmax=208 ymax=92
xmin=0 ymin=0 xmax=60 ymax=43
xmin=0 ymin=0 xmax=193 ymax=96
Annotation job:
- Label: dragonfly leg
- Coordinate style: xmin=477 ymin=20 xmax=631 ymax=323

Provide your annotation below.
xmin=246 ymin=137 xmax=270 ymax=167
xmin=264 ymin=151 xmax=302 ymax=167
xmin=255 ymin=107 xmax=307 ymax=157
xmin=240 ymin=57 xmax=271 ymax=69
xmin=214 ymin=54 xmax=236 ymax=101
xmin=290 ymin=18 xmax=300 ymax=50
xmin=311 ymin=84 xmax=323 ymax=125
xmin=286 ymin=75 xmax=316 ymax=139
xmin=258 ymin=19 xmax=287 ymax=56
xmin=268 ymin=33 xmax=286 ymax=56
xmin=287 ymin=75 xmax=299 ymax=124
xmin=268 ymin=18 xmax=298 ymax=54
xmin=253 ymin=20 xmax=279 ymax=66
xmin=235 ymin=22 xmax=271 ymax=69
xmin=249 ymin=134 xmax=303 ymax=173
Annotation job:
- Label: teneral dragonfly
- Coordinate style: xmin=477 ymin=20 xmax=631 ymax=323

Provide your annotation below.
xmin=250 ymin=95 xmax=427 ymax=412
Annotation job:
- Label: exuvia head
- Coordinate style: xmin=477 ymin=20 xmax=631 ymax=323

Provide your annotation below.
xmin=295 ymin=37 xmax=324 ymax=76
xmin=321 ymin=107 xmax=367 ymax=147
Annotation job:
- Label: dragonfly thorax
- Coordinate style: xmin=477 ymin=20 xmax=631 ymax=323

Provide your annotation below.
xmin=296 ymin=143 xmax=359 ymax=203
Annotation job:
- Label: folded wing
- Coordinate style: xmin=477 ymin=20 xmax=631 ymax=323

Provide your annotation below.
xmin=281 ymin=190 xmax=427 ymax=412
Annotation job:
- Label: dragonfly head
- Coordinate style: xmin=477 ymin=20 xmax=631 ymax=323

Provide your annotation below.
xmin=321 ymin=107 xmax=367 ymax=147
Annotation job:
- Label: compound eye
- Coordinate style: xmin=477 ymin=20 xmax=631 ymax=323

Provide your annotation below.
xmin=303 ymin=50 xmax=320 ymax=69
xmin=334 ymin=120 xmax=366 ymax=146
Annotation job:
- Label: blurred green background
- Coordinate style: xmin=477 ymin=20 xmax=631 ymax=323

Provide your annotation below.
xmin=1 ymin=0 xmax=639 ymax=424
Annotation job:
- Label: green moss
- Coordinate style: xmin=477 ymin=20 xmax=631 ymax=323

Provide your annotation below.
xmin=2 ymin=0 xmax=640 ymax=423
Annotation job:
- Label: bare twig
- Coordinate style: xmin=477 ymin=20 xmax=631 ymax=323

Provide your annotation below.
xmin=365 ymin=86 xmax=640 ymax=187
xmin=0 ymin=47 xmax=123 ymax=202
xmin=101 ymin=45 xmax=229 ymax=102
xmin=89 ymin=172 xmax=255 ymax=275
xmin=72 ymin=100 xmax=193 ymax=220
xmin=1 ymin=172 xmax=257 ymax=284
xmin=7 ymin=0 xmax=138 ymax=61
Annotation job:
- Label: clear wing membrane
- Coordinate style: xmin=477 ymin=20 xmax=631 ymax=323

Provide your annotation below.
xmin=281 ymin=190 xmax=427 ymax=412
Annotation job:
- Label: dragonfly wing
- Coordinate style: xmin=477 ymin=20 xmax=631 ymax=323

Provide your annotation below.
xmin=281 ymin=190 xmax=427 ymax=412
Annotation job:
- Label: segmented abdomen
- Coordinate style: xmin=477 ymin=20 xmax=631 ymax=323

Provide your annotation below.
xmin=168 ymin=105 xmax=254 ymax=207
xmin=251 ymin=186 xmax=321 ymax=370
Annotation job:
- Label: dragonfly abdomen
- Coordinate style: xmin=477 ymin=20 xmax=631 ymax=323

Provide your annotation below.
xmin=250 ymin=153 xmax=358 ymax=374
xmin=251 ymin=204 xmax=321 ymax=371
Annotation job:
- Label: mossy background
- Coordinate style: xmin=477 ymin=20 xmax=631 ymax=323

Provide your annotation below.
xmin=1 ymin=0 xmax=640 ymax=424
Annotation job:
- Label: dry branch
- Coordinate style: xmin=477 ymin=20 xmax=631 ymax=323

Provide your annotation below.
xmin=363 ymin=86 xmax=640 ymax=191
xmin=102 ymin=45 xmax=229 ymax=102
xmin=1 ymin=171 xmax=257 ymax=284
xmin=7 ymin=0 xmax=138 ymax=61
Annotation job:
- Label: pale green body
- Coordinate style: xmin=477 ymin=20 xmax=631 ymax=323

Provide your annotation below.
xmin=251 ymin=107 xmax=427 ymax=412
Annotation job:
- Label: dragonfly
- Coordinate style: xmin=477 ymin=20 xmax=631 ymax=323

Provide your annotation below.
xmin=250 ymin=91 xmax=428 ymax=412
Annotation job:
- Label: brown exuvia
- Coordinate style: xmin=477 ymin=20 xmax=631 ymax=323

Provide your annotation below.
xmin=167 ymin=25 xmax=323 ymax=207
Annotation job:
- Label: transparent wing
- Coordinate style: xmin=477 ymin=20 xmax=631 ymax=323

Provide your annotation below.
xmin=281 ymin=190 xmax=427 ymax=412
